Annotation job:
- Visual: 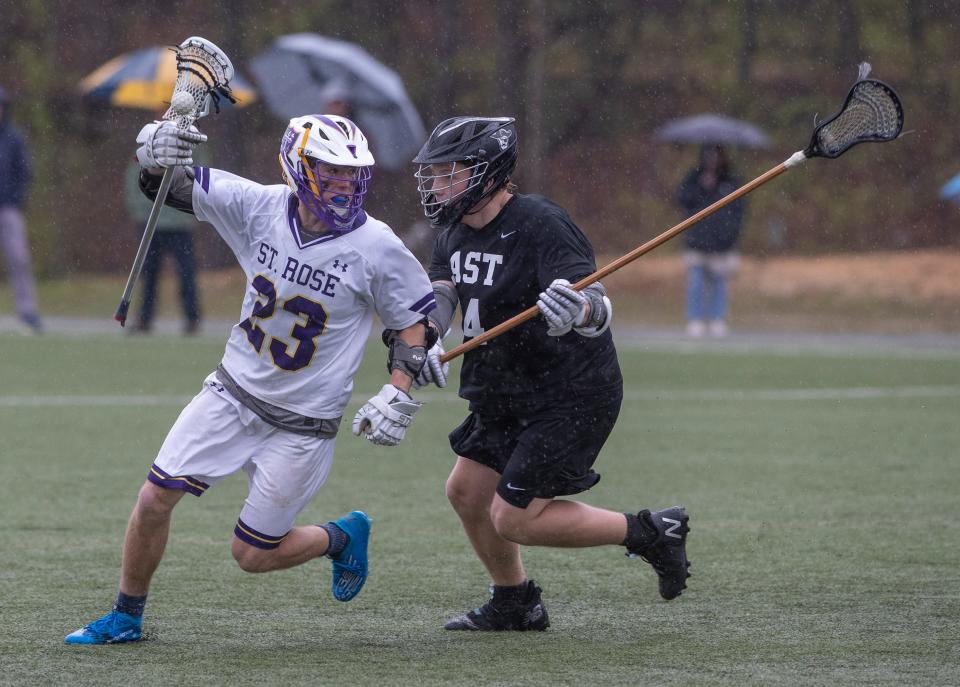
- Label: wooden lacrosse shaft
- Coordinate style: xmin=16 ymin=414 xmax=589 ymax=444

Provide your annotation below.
xmin=439 ymin=158 xmax=796 ymax=364
xmin=114 ymin=167 xmax=175 ymax=326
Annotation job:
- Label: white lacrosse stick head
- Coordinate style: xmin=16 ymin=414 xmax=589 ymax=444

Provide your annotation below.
xmin=162 ymin=36 xmax=236 ymax=129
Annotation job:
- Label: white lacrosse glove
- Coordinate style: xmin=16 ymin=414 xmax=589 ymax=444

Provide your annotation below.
xmin=136 ymin=120 xmax=207 ymax=169
xmin=413 ymin=340 xmax=449 ymax=389
xmin=537 ymin=278 xmax=589 ymax=336
xmin=352 ymin=384 xmax=422 ymax=447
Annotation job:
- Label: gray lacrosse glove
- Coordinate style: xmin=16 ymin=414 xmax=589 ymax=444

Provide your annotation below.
xmin=352 ymin=384 xmax=422 ymax=447
xmin=136 ymin=120 xmax=207 ymax=168
xmin=413 ymin=340 xmax=449 ymax=389
xmin=537 ymin=278 xmax=589 ymax=336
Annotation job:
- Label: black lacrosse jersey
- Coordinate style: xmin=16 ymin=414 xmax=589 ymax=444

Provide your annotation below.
xmin=429 ymin=194 xmax=623 ymax=416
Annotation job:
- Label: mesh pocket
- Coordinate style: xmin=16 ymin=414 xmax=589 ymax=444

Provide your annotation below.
xmin=162 ymin=40 xmax=235 ymax=128
xmin=815 ymin=81 xmax=902 ymax=156
xmin=807 ymin=79 xmax=903 ymax=159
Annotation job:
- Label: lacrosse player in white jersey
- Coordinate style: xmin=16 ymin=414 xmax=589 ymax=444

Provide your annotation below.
xmin=66 ymin=114 xmax=437 ymax=644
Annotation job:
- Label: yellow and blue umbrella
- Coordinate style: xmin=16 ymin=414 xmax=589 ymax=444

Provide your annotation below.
xmin=78 ymin=46 xmax=256 ymax=110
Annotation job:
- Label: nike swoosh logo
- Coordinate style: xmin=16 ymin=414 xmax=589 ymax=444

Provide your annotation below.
xmin=500 ymin=231 xmax=517 ymax=239
xmin=505 ymin=483 xmax=526 ymax=491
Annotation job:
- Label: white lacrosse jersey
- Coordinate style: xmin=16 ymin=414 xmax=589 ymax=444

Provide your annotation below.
xmin=191 ymin=166 xmax=435 ymax=419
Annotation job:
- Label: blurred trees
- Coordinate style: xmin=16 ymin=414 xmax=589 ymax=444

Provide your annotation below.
xmin=0 ymin=0 xmax=957 ymax=275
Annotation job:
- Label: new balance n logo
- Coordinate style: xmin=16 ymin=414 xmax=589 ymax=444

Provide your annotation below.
xmin=662 ymin=517 xmax=683 ymax=539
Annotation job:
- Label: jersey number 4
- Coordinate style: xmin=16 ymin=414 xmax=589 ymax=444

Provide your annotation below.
xmin=462 ymin=297 xmax=485 ymax=338
xmin=239 ymin=274 xmax=327 ymax=371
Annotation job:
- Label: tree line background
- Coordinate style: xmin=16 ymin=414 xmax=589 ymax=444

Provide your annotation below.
xmin=0 ymin=0 xmax=957 ymax=275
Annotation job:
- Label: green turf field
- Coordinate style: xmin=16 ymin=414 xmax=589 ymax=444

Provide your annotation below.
xmin=1 ymin=332 xmax=958 ymax=686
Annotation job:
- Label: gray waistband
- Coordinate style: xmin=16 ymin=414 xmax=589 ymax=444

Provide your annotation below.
xmin=215 ymin=364 xmax=341 ymax=438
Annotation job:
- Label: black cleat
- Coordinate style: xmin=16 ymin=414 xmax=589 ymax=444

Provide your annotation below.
xmin=628 ymin=506 xmax=691 ymax=600
xmin=444 ymin=580 xmax=550 ymax=631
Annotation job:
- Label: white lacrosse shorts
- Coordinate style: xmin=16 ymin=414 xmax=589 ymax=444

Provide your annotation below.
xmin=149 ymin=375 xmax=335 ymax=550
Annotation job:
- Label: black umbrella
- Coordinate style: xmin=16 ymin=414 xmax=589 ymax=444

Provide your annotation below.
xmin=249 ymin=33 xmax=426 ymax=171
xmin=653 ymin=114 xmax=772 ymax=149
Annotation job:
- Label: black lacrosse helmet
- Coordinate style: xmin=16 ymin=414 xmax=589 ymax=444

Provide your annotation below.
xmin=413 ymin=116 xmax=519 ymax=227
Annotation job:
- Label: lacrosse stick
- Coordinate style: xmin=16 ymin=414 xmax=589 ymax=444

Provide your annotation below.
xmin=114 ymin=37 xmax=236 ymax=326
xmin=440 ymin=63 xmax=903 ymax=363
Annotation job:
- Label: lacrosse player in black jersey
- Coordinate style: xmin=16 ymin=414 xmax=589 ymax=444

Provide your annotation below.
xmin=411 ymin=116 xmax=691 ymax=631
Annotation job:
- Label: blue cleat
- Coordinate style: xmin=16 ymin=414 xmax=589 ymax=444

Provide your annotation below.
xmin=64 ymin=610 xmax=142 ymax=645
xmin=327 ymin=510 xmax=371 ymax=602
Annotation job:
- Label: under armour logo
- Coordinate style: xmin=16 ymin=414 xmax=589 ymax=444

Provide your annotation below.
xmin=491 ymin=128 xmax=511 ymax=151
xmin=662 ymin=517 xmax=683 ymax=539
xmin=332 ymin=260 xmax=349 ymax=272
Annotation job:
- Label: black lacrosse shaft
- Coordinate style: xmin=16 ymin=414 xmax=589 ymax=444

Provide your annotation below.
xmin=115 ymin=166 xmax=176 ymax=326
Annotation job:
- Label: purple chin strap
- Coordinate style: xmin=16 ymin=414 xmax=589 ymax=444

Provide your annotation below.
xmin=294 ymin=166 xmax=372 ymax=234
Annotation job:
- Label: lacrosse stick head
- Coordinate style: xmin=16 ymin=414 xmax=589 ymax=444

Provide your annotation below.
xmin=162 ymin=36 xmax=236 ymax=129
xmin=804 ymin=75 xmax=903 ymax=159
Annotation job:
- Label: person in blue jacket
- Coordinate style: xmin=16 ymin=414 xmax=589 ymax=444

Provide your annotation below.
xmin=677 ymin=145 xmax=745 ymax=338
xmin=0 ymin=86 xmax=42 ymax=333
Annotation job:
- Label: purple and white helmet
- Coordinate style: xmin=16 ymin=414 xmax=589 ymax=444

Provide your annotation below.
xmin=279 ymin=114 xmax=375 ymax=232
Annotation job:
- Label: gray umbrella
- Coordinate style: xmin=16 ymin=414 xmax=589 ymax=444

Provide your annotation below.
xmin=653 ymin=114 xmax=772 ymax=149
xmin=249 ymin=33 xmax=426 ymax=170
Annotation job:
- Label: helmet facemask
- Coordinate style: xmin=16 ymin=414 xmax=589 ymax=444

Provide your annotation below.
xmin=414 ymin=159 xmax=488 ymax=228
xmin=296 ymin=155 xmax=371 ymax=231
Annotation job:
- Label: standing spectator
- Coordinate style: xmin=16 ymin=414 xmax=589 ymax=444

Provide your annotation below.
xmin=124 ymin=158 xmax=201 ymax=334
xmin=318 ymin=83 xmax=352 ymax=120
xmin=676 ymin=144 xmax=745 ymax=338
xmin=0 ymin=86 xmax=42 ymax=333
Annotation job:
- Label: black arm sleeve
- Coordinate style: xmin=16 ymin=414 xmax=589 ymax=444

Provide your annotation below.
xmin=139 ymin=167 xmax=195 ymax=215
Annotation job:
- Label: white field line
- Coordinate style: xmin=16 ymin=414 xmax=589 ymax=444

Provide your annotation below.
xmin=613 ymin=337 xmax=960 ymax=361
xmin=0 ymin=394 xmax=195 ymax=407
xmin=2 ymin=386 xmax=960 ymax=408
